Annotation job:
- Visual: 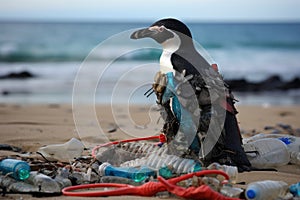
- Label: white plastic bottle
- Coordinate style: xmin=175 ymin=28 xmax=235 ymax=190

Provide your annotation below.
xmin=245 ymin=180 xmax=288 ymax=200
xmin=243 ymin=138 xmax=290 ymax=168
xmin=244 ymin=133 xmax=300 ymax=153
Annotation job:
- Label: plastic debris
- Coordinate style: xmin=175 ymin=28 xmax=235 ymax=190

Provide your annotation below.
xmin=0 ymin=132 xmax=299 ymax=199
xmin=0 ymin=158 xmax=30 ymax=180
xmin=245 ymin=180 xmax=290 ymax=200
xmin=37 ymin=138 xmax=85 ymax=162
xmin=243 ymin=138 xmax=290 ymax=168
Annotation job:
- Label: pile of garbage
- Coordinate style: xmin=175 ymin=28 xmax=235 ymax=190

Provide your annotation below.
xmin=1 ymin=130 xmax=300 ymax=199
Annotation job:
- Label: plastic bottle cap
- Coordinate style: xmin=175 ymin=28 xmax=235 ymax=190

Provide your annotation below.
xmin=193 ymin=163 xmax=202 ymax=172
xmin=246 ymin=189 xmax=256 ymax=199
xmin=133 ymin=173 xmax=146 ymax=182
xmin=278 ymin=137 xmax=291 ymax=145
xmin=159 ymin=166 xmax=173 ymax=178
xmin=18 ymin=168 xmax=30 ymax=180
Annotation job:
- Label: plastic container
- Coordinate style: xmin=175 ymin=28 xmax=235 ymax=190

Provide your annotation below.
xmin=37 ymin=138 xmax=84 ymax=162
xmin=207 ymin=162 xmax=238 ymax=184
xmin=245 ymin=180 xmax=288 ymax=200
xmin=0 ymin=158 xmax=30 ymax=180
xmin=290 ymin=182 xmax=300 ymax=197
xmin=120 ymin=152 xmax=202 ymax=175
xmin=290 ymin=151 xmax=300 ymax=166
xmin=243 ymin=138 xmax=290 ymax=168
xmin=98 ymin=162 xmax=156 ymax=182
xmin=244 ymin=133 xmax=300 ymax=153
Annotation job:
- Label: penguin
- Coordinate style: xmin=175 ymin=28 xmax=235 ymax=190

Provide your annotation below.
xmin=130 ymin=18 xmax=252 ymax=170
xmin=130 ymin=18 xmax=211 ymax=76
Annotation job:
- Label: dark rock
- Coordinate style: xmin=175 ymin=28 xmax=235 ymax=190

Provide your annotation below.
xmin=225 ymin=75 xmax=300 ymax=92
xmin=264 ymin=126 xmax=275 ymax=130
xmin=277 ymin=123 xmax=292 ymax=130
xmin=0 ymin=144 xmax=22 ymax=152
xmin=270 ymin=129 xmax=282 ymax=134
xmin=0 ymin=71 xmax=36 ymax=79
xmin=258 ymin=75 xmax=283 ymax=91
xmin=280 ymin=77 xmax=300 ymax=90
xmin=225 ymin=79 xmax=257 ymax=92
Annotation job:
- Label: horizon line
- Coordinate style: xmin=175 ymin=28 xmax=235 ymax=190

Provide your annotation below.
xmin=1 ymin=18 xmax=300 ymax=24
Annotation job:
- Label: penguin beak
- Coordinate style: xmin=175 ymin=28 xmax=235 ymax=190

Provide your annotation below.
xmin=130 ymin=28 xmax=158 ymax=39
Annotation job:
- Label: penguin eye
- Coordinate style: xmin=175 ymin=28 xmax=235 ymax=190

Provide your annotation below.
xmin=158 ymin=26 xmax=165 ymax=32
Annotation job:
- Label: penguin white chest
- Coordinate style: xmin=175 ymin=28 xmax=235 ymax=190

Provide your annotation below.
xmin=160 ymin=51 xmax=174 ymax=74
xmin=159 ymin=33 xmax=181 ymax=74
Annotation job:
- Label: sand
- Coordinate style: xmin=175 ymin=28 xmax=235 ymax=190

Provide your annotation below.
xmin=0 ymin=103 xmax=300 ymax=199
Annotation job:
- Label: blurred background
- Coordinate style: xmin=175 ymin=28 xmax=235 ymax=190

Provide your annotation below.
xmin=0 ymin=0 xmax=300 ymax=105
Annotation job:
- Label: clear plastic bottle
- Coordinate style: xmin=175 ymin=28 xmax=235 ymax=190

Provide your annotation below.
xmin=120 ymin=153 xmax=202 ymax=175
xmin=0 ymin=158 xmax=30 ymax=180
xmin=144 ymin=153 xmax=202 ymax=174
xmin=290 ymin=151 xmax=300 ymax=166
xmin=98 ymin=162 xmax=156 ymax=182
xmin=243 ymin=138 xmax=290 ymax=168
xmin=207 ymin=162 xmax=238 ymax=184
xmin=245 ymin=180 xmax=288 ymax=200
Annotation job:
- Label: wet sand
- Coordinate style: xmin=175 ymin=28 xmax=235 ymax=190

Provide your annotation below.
xmin=0 ymin=103 xmax=300 ymax=199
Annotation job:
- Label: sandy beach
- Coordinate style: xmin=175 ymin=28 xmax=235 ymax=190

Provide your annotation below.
xmin=0 ymin=103 xmax=300 ymax=199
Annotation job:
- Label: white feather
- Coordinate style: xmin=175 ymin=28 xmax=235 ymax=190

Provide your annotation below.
xmin=159 ymin=31 xmax=181 ymax=74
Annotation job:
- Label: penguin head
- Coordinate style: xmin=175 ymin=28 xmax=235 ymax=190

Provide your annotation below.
xmin=130 ymin=18 xmax=192 ymax=45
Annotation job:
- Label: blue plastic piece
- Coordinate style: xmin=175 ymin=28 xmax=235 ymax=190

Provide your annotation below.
xmin=290 ymin=182 xmax=300 ymax=197
xmin=162 ymin=72 xmax=199 ymax=153
xmin=278 ymin=137 xmax=292 ymax=145
xmin=162 ymin=72 xmax=181 ymax=121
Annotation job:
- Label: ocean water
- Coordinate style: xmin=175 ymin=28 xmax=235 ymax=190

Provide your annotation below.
xmin=0 ymin=21 xmax=300 ymax=105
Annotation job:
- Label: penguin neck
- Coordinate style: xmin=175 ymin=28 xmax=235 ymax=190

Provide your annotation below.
xmin=159 ymin=34 xmax=181 ymax=74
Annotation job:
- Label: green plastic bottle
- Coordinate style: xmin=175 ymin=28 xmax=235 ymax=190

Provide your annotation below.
xmin=0 ymin=159 xmax=30 ymax=180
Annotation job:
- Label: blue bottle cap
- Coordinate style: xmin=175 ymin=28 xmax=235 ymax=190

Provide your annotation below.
xmin=246 ymin=189 xmax=256 ymax=199
xmin=278 ymin=137 xmax=291 ymax=145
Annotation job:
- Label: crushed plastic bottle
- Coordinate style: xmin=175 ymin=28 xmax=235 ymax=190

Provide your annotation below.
xmin=290 ymin=151 xmax=300 ymax=166
xmin=243 ymin=138 xmax=290 ymax=168
xmin=26 ymin=171 xmax=61 ymax=193
xmin=98 ymin=162 xmax=156 ymax=182
xmin=245 ymin=180 xmax=288 ymax=200
xmin=207 ymin=162 xmax=238 ymax=184
xmin=0 ymin=158 xmax=30 ymax=180
xmin=290 ymin=182 xmax=300 ymax=197
xmin=37 ymin=138 xmax=85 ymax=162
